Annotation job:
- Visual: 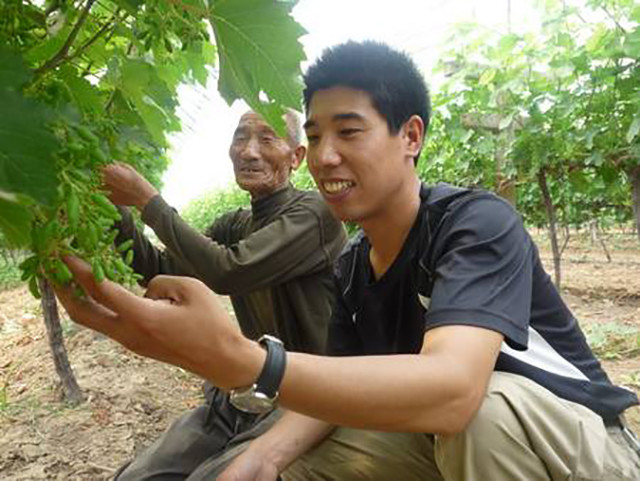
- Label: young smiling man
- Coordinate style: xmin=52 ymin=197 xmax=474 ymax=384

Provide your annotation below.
xmin=56 ymin=41 xmax=640 ymax=481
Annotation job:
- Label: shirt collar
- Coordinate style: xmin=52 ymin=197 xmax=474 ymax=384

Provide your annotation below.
xmin=250 ymin=183 xmax=295 ymax=221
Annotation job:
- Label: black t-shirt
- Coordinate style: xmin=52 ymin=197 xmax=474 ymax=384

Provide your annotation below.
xmin=328 ymin=183 xmax=638 ymax=422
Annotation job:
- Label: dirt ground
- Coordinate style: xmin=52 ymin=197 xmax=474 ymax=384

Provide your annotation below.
xmin=1 ymin=232 xmax=639 ymax=480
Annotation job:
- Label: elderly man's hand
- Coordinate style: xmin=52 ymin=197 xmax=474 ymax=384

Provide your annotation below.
xmin=101 ymin=163 xmax=159 ymax=211
xmin=217 ymin=449 xmax=280 ymax=481
xmin=54 ymin=257 xmax=265 ymax=390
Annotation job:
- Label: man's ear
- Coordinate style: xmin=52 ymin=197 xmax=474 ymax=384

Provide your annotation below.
xmin=402 ymin=115 xmax=424 ymax=160
xmin=291 ymin=145 xmax=306 ymax=171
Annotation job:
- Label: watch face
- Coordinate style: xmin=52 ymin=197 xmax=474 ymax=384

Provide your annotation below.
xmin=230 ymin=387 xmax=276 ymax=414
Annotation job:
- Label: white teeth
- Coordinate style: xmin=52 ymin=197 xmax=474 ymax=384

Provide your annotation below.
xmin=324 ymin=180 xmax=354 ymax=194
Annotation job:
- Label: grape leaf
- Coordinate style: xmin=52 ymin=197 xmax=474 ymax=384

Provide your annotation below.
xmin=0 ymin=49 xmax=31 ymax=89
xmin=622 ymin=27 xmax=640 ymax=59
xmin=184 ymin=41 xmax=216 ymax=87
xmin=59 ymin=65 xmax=104 ymax=114
xmin=0 ymin=90 xmax=60 ymax=206
xmin=25 ymin=22 xmax=72 ymax=64
xmin=479 ymin=69 xmax=497 ymax=86
xmin=210 ymin=0 xmax=306 ymax=134
xmin=116 ymin=59 xmax=180 ymax=145
xmin=627 ymin=113 xmax=640 ymax=144
xmin=0 ymin=50 xmax=60 ymax=207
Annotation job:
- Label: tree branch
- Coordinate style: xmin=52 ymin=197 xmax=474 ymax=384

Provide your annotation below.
xmin=600 ymin=5 xmax=626 ymax=34
xmin=34 ymin=0 xmax=98 ymax=77
xmin=67 ymin=8 xmax=123 ymax=66
xmin=605 ymin=150 xmax=636 ymax=166
xmin=575 ymin=12 xmax=589 ymax=25
xmin=82 ymin=12 xmax=121 ymax=78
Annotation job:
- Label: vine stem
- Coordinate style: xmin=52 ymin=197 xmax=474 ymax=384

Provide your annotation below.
xmin=601 ymin=5 xmax=626 ymax=34
xmin=33 ymin=0 xmax=98 ymax=78
xmin=66 ymin=8 xmax=123 ymax=66
xmin=38 ymin=277 xmax=84 ymax=405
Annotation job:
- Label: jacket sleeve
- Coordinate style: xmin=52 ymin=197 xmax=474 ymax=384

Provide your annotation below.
xmin=141 ymin=195 xmax=344 ymax=295
xmin=114 ymin=206 xmax=196 ymax=285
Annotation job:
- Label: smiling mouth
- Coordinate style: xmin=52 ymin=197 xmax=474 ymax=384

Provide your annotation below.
xmin=239 ymin=167 xmax=262 ymax=173
xmin=322 ymin=180 xmax=355 ymax=195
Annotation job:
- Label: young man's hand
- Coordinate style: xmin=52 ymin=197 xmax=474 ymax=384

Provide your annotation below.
xmin=54 ymin=256 xmax=264 ymax=390
xmin=101 ymin=163 xmax=159 ymax=211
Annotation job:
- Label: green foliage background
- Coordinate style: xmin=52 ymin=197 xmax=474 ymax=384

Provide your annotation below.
xmin=0 ymin=252 xmax=25 ymax=290
xmin=421 ymin=0 xmax=640 ymax=231
xmin=181 ymin=184 xmax=250 ymax=232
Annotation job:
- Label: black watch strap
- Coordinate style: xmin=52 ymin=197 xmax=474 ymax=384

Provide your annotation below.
xmin=255 ymin=335 xmax=286 ymax=399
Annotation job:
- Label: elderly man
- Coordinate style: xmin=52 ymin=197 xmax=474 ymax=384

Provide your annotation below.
xmin=101 ymin=110 xmax=346 ymax=481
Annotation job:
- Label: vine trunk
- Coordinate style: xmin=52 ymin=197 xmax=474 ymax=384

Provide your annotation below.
xmin=38 ymin=278 xmax=84 ymax=405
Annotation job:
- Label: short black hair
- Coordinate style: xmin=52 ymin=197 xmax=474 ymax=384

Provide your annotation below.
xmin=303 ymin=41 xmax=431 ymax=158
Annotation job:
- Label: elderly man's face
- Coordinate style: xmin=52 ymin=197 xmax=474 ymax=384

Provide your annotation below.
xmin=229 ymin=112 xmax=301 ymax=199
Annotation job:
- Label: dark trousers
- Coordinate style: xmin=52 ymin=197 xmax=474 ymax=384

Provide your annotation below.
xmin=114 ymin=387 xmax=282 ymax=481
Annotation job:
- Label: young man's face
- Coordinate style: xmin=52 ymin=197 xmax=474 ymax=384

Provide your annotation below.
xmin=304 ymin=87 xmax=418 ymax=223
xmin=229 ymin=112 xmax=301 ymax=199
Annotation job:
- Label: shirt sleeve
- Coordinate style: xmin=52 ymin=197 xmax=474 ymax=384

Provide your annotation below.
xmin=114 ymin=206 xmax=196 ymax=285
xmin=141 ymin=194 xmax=342 ymax=296
xmin=424 ymin=196 xmax=532 ymax=350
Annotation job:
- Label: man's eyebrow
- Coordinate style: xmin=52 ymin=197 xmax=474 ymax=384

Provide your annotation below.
xmin=333 ymin=112 xmax=365 ymax=122
xmin=303 ymin=112 xmax=364 ymax=130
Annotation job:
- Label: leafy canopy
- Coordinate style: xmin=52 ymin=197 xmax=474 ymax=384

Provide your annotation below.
xmin=422 ymin=0 xmax=640 ymax=228
xmin=0 ymin=0 xmax=307 ymax=286
xmin=0 ymin=0 xmax=305 ymax=231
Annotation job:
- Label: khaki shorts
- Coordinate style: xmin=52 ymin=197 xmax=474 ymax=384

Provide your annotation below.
xmin=283 ymin=372 xmax=640 ymax=481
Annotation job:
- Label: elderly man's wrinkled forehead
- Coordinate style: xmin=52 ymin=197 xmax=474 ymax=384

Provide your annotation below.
xmin=236 ymin=110 xmax=302 ymax=146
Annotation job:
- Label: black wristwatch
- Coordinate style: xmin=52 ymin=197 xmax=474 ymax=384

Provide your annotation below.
xmin=229 ymin=335 xmax=287 ymax=413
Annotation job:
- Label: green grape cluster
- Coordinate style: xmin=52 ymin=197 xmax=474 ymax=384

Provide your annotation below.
xmin=20 ymin=123 xmax=141 ymax=298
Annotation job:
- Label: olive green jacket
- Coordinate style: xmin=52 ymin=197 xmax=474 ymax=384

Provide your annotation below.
xmin=115 ymin=184 xmax=347 ymax=354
